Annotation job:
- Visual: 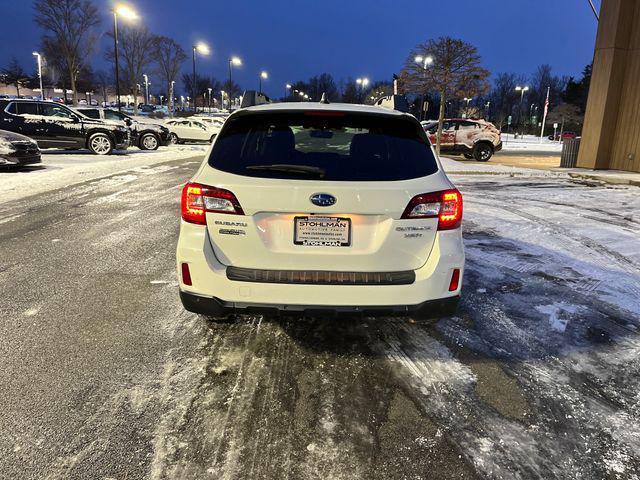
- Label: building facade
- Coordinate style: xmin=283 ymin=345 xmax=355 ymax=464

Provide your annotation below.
xmin=578 ymin=0 xmax=640 ymax=173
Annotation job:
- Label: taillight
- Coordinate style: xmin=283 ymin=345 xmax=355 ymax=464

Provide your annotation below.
xmin=401 ymin=189 xmax=463 ymax=230
xmin=181 ymin=182 xmax=244 ymax=225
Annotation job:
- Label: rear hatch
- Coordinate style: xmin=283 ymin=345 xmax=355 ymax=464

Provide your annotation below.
xmin=194 ymin=109 xmax=453 ymax=272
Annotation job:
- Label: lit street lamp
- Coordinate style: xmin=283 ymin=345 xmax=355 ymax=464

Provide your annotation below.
xmin=259 ymin=71 xmax=268 ymax=93
xmin=414 ymin=55 xmax=433 ymax=120
xmin=113 ymin=4 xmax=139 ymax=111
xmin=356 ymin=77 xmax=369 ymax=104
xmin=32 ymin=52 xmax=43 ymax=100
xmin=192 ymin=42 xmax=210 ymax=112
xmin=227 ymin=56 xmax=241 ymax=109
xmin=285 ymin=83 xmax=291 ymax=101
xmin=515 ymin=85 xmax=530 ymax=130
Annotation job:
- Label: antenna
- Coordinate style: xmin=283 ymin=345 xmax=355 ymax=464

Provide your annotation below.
xmin=319 ymin=92 xmax=330 ymax=104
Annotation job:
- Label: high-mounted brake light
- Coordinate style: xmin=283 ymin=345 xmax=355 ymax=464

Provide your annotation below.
xmin=401 ymin=189 xmax=463 ymax=230
xmin=303 ymin=111 xmax=346 ymax=117
xmin=181 ymin=182 xmax=244 ymax=225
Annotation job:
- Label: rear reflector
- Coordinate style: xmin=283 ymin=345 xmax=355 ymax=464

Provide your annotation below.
xmin=181 ymin=263 xmax=192 ymax=286
xmin=181 ymin=182 xmax=244 ymax=224
xmin=401 ymin=188 xmax=463 ymax=230
xmin=449 ymin=268 xmax=461 ymax=291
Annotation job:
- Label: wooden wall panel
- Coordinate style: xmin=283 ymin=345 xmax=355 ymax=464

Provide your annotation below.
xmin=611 ymin=1 xmax=640 ymax=172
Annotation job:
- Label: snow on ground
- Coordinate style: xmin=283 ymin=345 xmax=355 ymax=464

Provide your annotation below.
xmin=439 ymin=156 xmax=564 ymax=176
xmin=0 ymin=144 xmax=208 ymax=205
xmin=500 ymin=133 xmax=564 ymax=153
xmin=383 ymin=173 xmax=640 ymax=478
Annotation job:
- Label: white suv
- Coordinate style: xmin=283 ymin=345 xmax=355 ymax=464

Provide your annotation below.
xmin=176 ymin=102 xmax=464 ymax=319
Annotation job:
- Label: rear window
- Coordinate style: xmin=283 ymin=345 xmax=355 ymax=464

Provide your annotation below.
xmin=208 ymin=112 xmax=438 ymax=181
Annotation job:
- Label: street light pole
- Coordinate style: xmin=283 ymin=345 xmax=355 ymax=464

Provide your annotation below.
xmin=143 ymin=74 xmax=149 ymax=105
xmin=112 ymin=5 xmax=138 ymax=112
xmin=515 ymin=86 xmax=529 ymax=132
xmin=190 ymin=42 xmax=210 ymax=113
xmin=113 ymin=12 xmax=121 ymax=111
xmin=285 ymin=83 xmax=291 ymax=102
xmin=207 ymin=87 xmax=212 ymax=113
xmin=259 ymin=71 xmax=268 ymax=94
xmin=192 ymin=46 xmax=197 ymax=112
xmin=169 ymin=80 xmax=175 ymax=115
xmin=414 ymin=55 xmax=433 ymax=120
xmin=32 ymin=52 xmax=43 ymax=101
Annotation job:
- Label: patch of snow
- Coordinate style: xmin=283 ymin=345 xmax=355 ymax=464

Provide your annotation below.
xmin=0 ymin=144 xmax=208 ymax=205
xmin=535 ymin=303 xmax=582 ymax=333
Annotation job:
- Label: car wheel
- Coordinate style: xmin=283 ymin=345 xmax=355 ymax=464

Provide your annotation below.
xmin=472 ymin=143 xmax=493 ymax=162
xmin=139 ymin=133 xmax=159 ymax=150
xmin=169 ymin=133 xmax=179 ymax=145
xmin=88 ymin=133 xmax=114 ymax=155
xmin=463 ymin=153 xmax=474 ymax=159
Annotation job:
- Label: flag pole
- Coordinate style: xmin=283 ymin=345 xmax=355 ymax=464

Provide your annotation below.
xmin=539 ymin=86 xmax=550 ymax=143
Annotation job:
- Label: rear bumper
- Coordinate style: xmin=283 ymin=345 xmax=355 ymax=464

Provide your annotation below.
xmin=176 ymin=221 xmax=464 ymax=311
xmin=180 ymin=289 xmax=459 ymax=318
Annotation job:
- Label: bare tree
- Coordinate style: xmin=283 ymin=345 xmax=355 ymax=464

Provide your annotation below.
xmin=1 ymin=57 xmax=29 ymax=96
xmin=106 ymin=24 xmax=156 ymax=113
xmin=402 ymin=37 xmax=490 ymax=154
xmin=153 ymin=36 xmax=186 ymax=114
xmin=33 ymin=0 xmax=99 ymax=106
xmin=488 ymin=72 xmax=527 ymax=130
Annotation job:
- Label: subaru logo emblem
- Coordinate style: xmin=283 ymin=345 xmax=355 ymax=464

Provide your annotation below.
xmin=310 ymin=193 xmax=337 ymax=207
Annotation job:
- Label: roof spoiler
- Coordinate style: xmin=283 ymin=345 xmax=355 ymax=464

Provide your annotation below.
xmin=373 ymin=94 xmax=410 ymax=113
xmin=241 ymin=90 xmax=271 ymax=108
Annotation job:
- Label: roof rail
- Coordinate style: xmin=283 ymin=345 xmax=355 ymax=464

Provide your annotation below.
xmin=240 ymin=90 xmax=271 ymax=108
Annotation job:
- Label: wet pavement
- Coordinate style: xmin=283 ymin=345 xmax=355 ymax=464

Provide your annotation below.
xmin=1 ymin=156 xmax=639 ymax=479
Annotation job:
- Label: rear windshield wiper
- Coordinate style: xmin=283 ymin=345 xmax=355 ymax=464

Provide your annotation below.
xmin=246 ymin=164 xmax=325 ymax=178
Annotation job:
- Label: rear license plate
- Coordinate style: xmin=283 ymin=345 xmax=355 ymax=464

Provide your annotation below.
xmin=294 ymin=216 xmax=351 ymax=247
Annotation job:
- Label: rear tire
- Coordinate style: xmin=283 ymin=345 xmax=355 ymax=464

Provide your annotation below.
xmin=169 ymin=133 xmax=179 ymax=145
xmin=472 ymin=142 xmax=493 ymax=162
xmin=139 ymin=132 xmax=159 ymax=150
xmin=88 ymin=133 xmax=114 ymax=155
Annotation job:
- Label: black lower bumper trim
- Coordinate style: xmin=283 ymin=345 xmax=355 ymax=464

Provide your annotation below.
xmin=227 ymin=266 xmax=415 ymax=285
xmin=179 ymin=290 xmax=459 ymax=319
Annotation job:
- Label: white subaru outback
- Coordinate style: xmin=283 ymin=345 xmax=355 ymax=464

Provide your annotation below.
xmin=176 ymin=102 xmax=464 ymax=319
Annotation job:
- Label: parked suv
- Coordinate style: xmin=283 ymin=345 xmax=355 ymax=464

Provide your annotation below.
xmin=76 ymin=107 xmax=171 ymax=150
xmin=424 ymin=118 xmax=502 ymax=161
xmin=0 ymin=100 xmax=129 ymax=155
xmin=177 ymin=103 xmax=464 ymax=320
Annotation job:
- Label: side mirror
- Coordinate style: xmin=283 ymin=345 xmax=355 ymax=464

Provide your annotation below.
xmin=71 ymin=116 xmax=80 ymax=123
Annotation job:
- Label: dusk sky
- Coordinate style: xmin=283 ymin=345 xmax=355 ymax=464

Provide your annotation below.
xmin=2 ymin=0 xmax=599 ymax=96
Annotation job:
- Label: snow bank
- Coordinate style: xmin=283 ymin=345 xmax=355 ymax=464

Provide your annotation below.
xmin=0 ymin=145 xmax=208 ymax=205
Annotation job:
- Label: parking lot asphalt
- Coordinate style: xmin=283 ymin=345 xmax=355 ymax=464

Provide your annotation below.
xmin=0 ymin=155 xmax=638 ymax=479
